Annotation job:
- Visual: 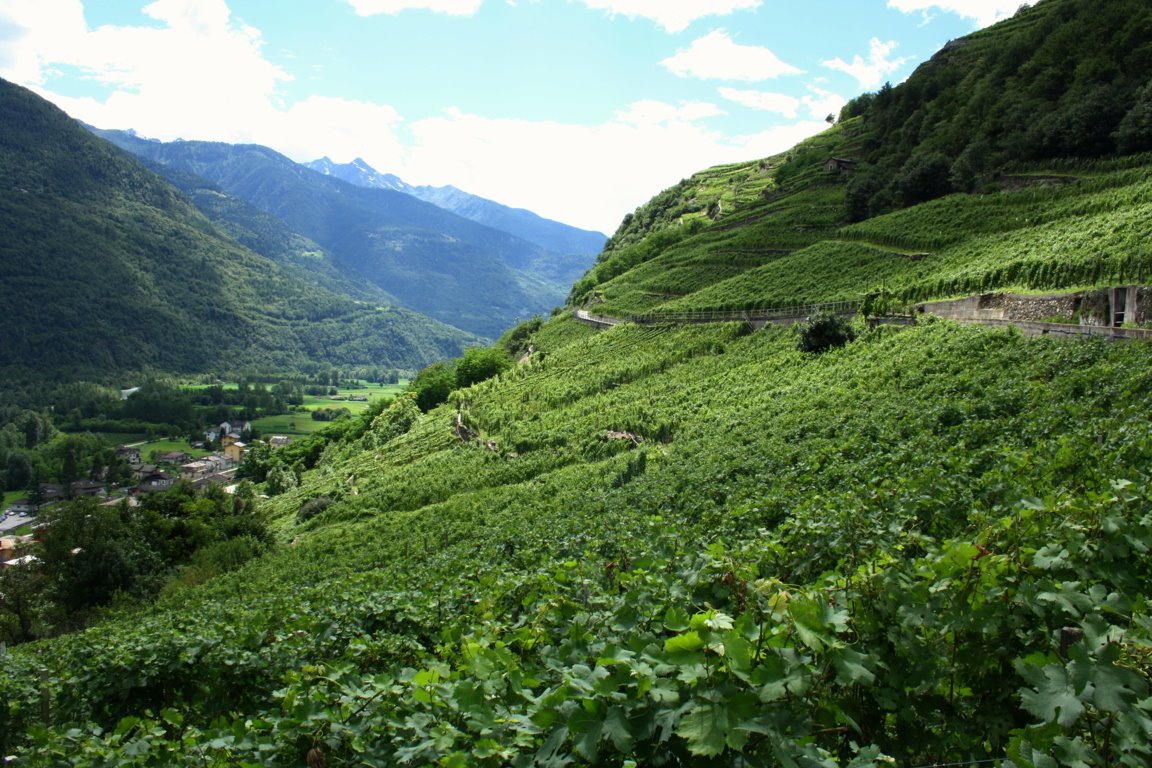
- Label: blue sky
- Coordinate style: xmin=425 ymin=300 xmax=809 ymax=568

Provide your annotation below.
xmin=0 ymin=0 xmax=1023 ymax=233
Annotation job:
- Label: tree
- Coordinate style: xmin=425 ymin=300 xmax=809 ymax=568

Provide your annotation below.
xmin=845 ymin=171 xmax=885 ymax=222
xmin=236 ymin=441 xmax=272 ymax=482
xmin=265 ymin=465 xmax=298 ymax=496
xmin=36 ymin=498 xmax=165 ymax=613
xmin=0 ymin=562 xmax=53 ymax=643
xmin=409 ymin=362 xmax=456 ymax=412
xmin=1030 ymin=85 xmax=1125 ymax=158
xmin=950 ymin=139 xmax=992 ymax=193
xmin=1117 ymin=82 xmax=1152 ymax=154
xmin=5 ymin=451 xmax=32 ymax=491
xmin=14 ymin=409 xmax=54 ymax=449
xmin=368 ymin=393 xmax=421 ymax=447
xmin=895 ymin=152 xmax=953 ymax=207
xmin=455 ymin=346 xmax=512 ymax=389
xmin=500 ymin=316 xmax=543 ymax=358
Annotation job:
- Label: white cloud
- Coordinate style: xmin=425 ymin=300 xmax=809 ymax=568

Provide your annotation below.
xmin=0 ymin=0 xmax=89 ymax=86
xmin=344 ymin=0 xmax=483 ymax=16
xmin=393 ymin=102 xmax=826 ymax=232
xmin=886 ymin=0 xmax=1019 ymax=28
xmin=719 ymin=84 xmax=848 ymax=122
xmin=661 ymin=30 xmax=801 ymax=82
xmin=576 ymin=0 xmax=761 ymax=33
xmin=719 ymin=87 xmax=800 ymax=117
xmin=1 ymin=0 xmax=291 ymax=141
xmin=0 ymin=0 xmax=829 ymax=233
xmin=614 ymin=99 xmax=725 ymax=125
xmin=800 ymin=85 xmax=847 ymax=122
xmin=822 ymin=38 xmax=906 ymax=90
xmin=270 ymin=96 xmax=407 ymax=168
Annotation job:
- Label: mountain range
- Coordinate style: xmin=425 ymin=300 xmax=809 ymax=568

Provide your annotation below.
xmin=0 ymin=77 xmax=479 ymax=377
xmin=305 ymin=156 xmax=606 ymax=261
xmin=93 ymin=131 xmax=601 ymax=339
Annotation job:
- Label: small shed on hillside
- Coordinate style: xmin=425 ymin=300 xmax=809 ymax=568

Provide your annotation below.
xmin=824 ymin=157 xmax=857 ymax=175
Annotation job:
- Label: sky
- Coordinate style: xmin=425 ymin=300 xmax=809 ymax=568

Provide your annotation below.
xmin=0 ymin=0 xmax=1024 ymax=234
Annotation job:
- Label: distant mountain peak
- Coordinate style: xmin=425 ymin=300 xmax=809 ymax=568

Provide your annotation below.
xmin=305 ymin=156 xmax=412 ymax=194
xmin=303 ymin=157 xmax=606 ymax=257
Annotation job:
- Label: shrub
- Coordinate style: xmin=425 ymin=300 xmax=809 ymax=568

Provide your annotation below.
xmin=455 ymin=346 xmax=513 ymax=389
xmin=297 ymin=496 xmax=335 ymax=524
xmin=409 ymin=362 xmax=456 ymax=412
xmin=797 ymin=313 xmax=857 ymax=353
xmin=265 ymin=465 xmax=298 ymax=496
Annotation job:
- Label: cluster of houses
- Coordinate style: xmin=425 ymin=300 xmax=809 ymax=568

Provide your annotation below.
xmin=1 ymin=424 xmax=293 ymax=566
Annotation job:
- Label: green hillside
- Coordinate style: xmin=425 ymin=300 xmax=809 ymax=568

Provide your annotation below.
xmin=0 ymin=78 xmax=478 ymax=377
xmin=4 ymin=1 xmax=1152 ymax=766
xmin=6 ymin=319 xmax=1152 ymax=765
xmin=572 ymin=0 xmax=1152 ymax=317
xmin=95 ymin=131 xmax=576 ymax=339
xmin=133 ymin=160 xmax=401 ymax=307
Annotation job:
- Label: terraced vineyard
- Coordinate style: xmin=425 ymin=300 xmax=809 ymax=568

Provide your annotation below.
xmin=577 ymin=155 xmax=1152 ymax=318
xmin=6 ymin=318 xmax=1152 ymax=765
xmin=6 ymin=2 xmax=1152 ymax=764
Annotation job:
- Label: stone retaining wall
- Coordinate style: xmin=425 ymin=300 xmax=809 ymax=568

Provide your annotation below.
xmin=918 ymin=287 xmax=1150 ymax=328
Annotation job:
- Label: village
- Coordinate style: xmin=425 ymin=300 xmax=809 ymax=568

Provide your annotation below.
xmin=0 ymin=422 xmax=292 ymax=568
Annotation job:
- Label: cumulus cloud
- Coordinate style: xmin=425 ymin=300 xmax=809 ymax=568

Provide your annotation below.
xmin=661 ymin=30 xmax=801 ymax=82
xmin=822 ymin=38 xmax=906 ymax=90
xmin=576 ymin=0 xmax=762 ymax=33
xmin=719 ymin=87 xmax=801 ymax=117
xmin=0 ymin=0 xmax=830 ymax=232
xmin=614 ymin=99 xmax=725 ymax=125
xmin=0 ymin=0 xmax=291 ymax=140
xmin=800 ymin=85 xmax=847 ymax=122
xmin=0 ymin=0 xmax=90 ymax=86
xmin=399 ymin=101 xmax=825 ymax=232
xmin=270 ymin=96 xmax=407 ymax=169
xmin=719 ymin=83 xmax=849 ymax=124
xmin=886 ymin=0 xmax=1019 ymax=28
xmin=344 ymin=0 xmax=483 ymax=16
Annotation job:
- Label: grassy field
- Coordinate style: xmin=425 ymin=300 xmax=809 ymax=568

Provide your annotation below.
xmin=136 ymin=439 xmax=213 ymax=460
xmin=252 ymin=383 xmax=407 ymax=437
xmin=251 ymin=412 xmax=329 ymax=437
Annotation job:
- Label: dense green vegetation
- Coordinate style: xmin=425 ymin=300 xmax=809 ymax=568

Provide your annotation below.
xmin=0 ymin=77 xmax=478 ymax=378
xmin=575 ymin=146 xmax=1152 ymax=319
xmin=5 ymin=319 xmax=1152 ymax=765
xmin=4 ymin=1 xmax=1152 ymax=765
xmin=839 ymin=0 xmax=1152 ymax=216
xmin=0 ymin=482 xmax=268 ymax=644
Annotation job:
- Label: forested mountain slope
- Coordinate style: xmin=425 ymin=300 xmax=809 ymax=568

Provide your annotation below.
xmin=0 ymin=78 xmax=478 ymax=376
xmin=4 ymin=1 xmax=1152 ymax=765
xmin=96 ymin=131 xmax=577 ymax=338
xmin=124 ymin=158 xmax=400 ymax=307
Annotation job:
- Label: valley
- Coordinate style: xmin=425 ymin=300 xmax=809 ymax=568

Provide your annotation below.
xmin=2 ymin=0 xmax=1152 ymax=765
